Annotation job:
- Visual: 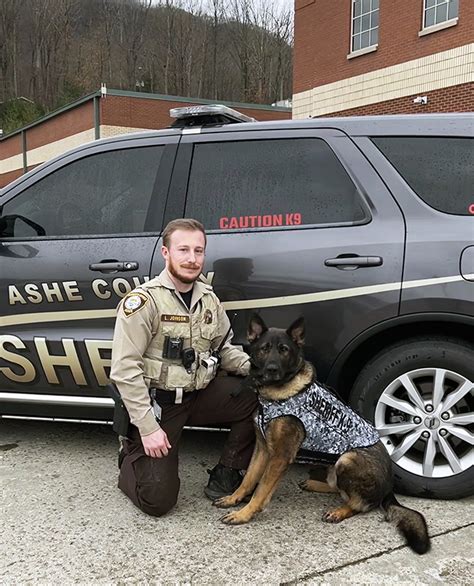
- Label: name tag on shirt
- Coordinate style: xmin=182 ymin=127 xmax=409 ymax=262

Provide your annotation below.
xmin=161 ymin=314 xmax=190 ymax=323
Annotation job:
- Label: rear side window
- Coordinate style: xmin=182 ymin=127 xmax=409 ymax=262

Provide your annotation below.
xmin=184 ymin=139 xmax=367 ymax=231
xmin=372 ymin=137 xmax=473 ymax=216
xmin=0 ymin=146 xmax=163 ymax=238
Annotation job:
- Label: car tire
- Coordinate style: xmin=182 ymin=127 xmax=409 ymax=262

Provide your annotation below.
xmin=349 ymin=337 xmax=474 ymax=500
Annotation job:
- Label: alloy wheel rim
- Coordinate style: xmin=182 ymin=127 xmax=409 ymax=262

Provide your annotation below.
xmin=374 ymin=368 xmax=474 ymax=478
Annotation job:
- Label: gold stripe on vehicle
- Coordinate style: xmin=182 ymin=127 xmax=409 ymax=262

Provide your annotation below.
xmin=0 ymin=308 xmax=117 ymax=328
xmin=0 ymin=274 xmax=472 ymax=328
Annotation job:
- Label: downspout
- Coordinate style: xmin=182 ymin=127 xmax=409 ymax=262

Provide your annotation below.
xmin=22 ymin=130 xmax=27 ymax=174
xmin=94 ymin=95 xmax=101 ymax=140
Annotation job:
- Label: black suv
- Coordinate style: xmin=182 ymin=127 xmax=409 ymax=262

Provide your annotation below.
xmin=1 ymin=110 xmax=472 ymax=499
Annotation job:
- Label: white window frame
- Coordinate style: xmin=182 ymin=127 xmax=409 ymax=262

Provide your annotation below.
xmin=349 ymin=0 xmax=379 ymax=59
xmin=419 ymin=0 xmax=459 ymax=36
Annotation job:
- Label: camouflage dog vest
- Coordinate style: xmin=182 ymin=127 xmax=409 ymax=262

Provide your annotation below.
xmin=256 ymin=382 xmax=380 ymax=465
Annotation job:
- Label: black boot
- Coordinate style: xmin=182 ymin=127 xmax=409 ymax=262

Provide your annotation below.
xmin=204 ymin=463 xmax=244 ymax=501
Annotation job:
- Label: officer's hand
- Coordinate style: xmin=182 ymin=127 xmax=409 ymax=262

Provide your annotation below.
xmin=141 ymin=428 xmax=172 ymax=458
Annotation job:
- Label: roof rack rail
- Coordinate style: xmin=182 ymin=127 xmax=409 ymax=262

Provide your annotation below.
xmin=169 ymin=104 xmax=256 ymax=128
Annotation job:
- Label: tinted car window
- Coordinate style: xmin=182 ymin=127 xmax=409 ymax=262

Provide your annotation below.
xmin=0 ymin=146 xmax=163 ymax=238
xmin=185 ymin=139 xmax=367 ymax=230
xmin=372 ymin=137 xmax=473 ymax=216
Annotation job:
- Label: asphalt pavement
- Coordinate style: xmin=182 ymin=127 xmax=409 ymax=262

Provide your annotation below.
xmin=1 ymin=420 xmax=473 ymax=585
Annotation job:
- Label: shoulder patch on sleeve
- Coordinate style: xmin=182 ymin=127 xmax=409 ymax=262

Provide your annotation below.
xmin=122 ymin=292 xmax=149 ymax=317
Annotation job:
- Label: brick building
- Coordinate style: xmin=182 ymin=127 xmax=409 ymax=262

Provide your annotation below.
xmin=0 ymin=89 xmax=291 ymax=188
xmin=293 ymin=0 xmax=473 ymax=118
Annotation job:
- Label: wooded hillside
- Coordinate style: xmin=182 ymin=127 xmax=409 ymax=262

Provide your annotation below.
xmin=0 ymin=0 xmax=293 ymax=134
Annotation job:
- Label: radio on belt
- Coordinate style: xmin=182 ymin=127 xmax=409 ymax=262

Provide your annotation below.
xmin=201 ymin=352 xmax=220 ymax=376
xmin=200 ymin=313 xmax=236 ymax=376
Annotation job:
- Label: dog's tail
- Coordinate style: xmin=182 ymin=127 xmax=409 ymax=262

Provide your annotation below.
xmin=381 ymin=494 xmax=431 ymax=554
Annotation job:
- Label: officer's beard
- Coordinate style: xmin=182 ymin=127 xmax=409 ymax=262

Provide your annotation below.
xmin=168 ymin=258 xmax=202 ymax=284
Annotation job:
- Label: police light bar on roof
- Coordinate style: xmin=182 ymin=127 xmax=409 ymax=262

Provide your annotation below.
xmin=169 ymin=104 xmax=256 ymax=127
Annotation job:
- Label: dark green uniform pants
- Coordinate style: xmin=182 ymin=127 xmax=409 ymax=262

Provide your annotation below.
xmin=118 ymin=376 xmax=257 ymax=516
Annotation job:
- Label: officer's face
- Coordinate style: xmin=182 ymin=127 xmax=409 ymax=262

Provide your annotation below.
xmin=162 ymin=229 xmax=206 ymax=284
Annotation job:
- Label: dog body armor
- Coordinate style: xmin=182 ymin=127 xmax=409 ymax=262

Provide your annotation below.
xmin=256 ymin=382 xmax=380 ymax=464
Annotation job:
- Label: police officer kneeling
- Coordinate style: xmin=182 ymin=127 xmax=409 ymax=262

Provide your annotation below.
xmin=110 ymin=218 xmax=257 ymax=516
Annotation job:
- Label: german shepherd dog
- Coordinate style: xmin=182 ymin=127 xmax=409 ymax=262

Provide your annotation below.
xmin=213 ymin=315 xmax=431 ymax=555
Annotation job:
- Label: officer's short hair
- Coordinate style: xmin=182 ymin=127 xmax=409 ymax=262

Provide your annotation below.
xmin=162 ymin=218 xmax=207 ymax=249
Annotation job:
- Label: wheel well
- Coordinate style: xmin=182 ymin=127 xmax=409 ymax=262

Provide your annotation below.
xmin=333 ymin=319 xmax=474 ymax=400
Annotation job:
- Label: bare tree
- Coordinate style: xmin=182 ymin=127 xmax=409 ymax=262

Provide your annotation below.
xmin=0 ymin=0 xmax=19 ymax=100
xmin=225 ymin=0 xmax=253 ymax=100
xmin=1 ymin=0 xmax=293 ymax=132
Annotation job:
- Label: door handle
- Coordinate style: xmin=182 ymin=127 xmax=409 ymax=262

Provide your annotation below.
xmin=89 ymin=260 xmax=139 ymax=272
xmin=324 ymin=255 xmax=383 ymax=269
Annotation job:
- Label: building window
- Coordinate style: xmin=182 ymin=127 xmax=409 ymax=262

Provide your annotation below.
xmin=351 ymin=0 xmax=379 ymax=53
xmin=423 ymin=0 xmax=458 ymax=28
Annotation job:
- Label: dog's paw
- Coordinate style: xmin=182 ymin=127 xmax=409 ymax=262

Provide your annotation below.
xmin=220 ymin=510 xmax=252 ymax=525
xmin=322 ymin=506 xmax=354 ymax=523
xmin=299 ymin=479 xmax=335 ymax=494
xmin=213 ymin=495 xmax=240 ymax=509
xmin=322 ymin=509 xmax=344 ymax=523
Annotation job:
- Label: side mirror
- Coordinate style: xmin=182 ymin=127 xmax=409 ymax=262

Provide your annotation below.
xmin=0 ymin=213 xmax=46 ymax=237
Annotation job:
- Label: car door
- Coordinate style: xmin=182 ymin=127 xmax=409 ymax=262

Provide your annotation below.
xmin=153 ymin=127 xmax=405 ymax=392
xmin=0 ymin=135 xmax=178 ymax=419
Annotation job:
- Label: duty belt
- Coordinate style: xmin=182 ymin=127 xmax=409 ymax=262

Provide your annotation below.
xmin=150 ymin=387 xmax=197 ymax=405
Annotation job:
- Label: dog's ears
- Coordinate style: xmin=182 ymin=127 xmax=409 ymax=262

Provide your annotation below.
xmin=287 ymin=317 xmax=305 ymax=347
xmin=247 ymin=314 xmax=268 ymax=343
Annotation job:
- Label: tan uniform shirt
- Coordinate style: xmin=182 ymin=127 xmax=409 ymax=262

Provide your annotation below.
xmin=110 ymin=269 xmax=250 ymax=436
